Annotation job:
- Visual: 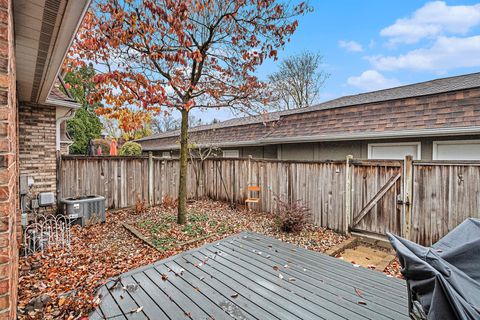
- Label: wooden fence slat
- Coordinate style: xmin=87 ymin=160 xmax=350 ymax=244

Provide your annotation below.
xmin=353 ymin=173 xmax=401 ymax=226
xmin=59 ymin=156 xmax=480 ymax=246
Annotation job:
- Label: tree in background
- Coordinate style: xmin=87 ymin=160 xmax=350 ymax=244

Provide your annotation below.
xmin=152 ymin=114 xmax=221 ymax=134
xmin=102 ymin=117 xmax=120 ymax=139
xmin=64 ymin=64 xmax=103 ymax=154
xmin=101 ymin=112 xmax=153 ymax=141
xmin=269 ymin=51 xmax=329 ymax=110
xmin=68 ymin=0 xmax=311 ymax=224
xmin=117 ymin=110 xmax=153 ymax=141
xmin=151 ymin=114 xmax=180 ymax=133
xmin=188 ymin=134 xmax=221 ymax=198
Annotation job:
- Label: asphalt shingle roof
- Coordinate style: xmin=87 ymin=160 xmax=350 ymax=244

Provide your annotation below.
xmin=137 ymin=72 xmax=480 ymax=150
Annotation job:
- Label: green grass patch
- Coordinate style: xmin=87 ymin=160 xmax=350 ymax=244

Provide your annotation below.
xmin=181 ymin=223 xmax=205 ymax=237
xmin=152 ymin=237 xmax=176 ymax=251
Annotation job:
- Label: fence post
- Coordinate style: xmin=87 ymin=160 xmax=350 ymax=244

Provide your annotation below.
xmin=403 ymin=155 xmax=413 ymax=240
xmin=148 ymin=152 xmax=154 ymax=206
xmin=247 ymin=155 xmax=252 ymax=187
xmin=345 ymin=155 xmax=353 ymax=235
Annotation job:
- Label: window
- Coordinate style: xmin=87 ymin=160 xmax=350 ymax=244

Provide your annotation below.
xmin=223 ymin=150 xmax=239 ymax=158
xmin=368 ymin=142 xmax=421 ymax=160
xmin=433 ymin=140 xmax=480 ymax=160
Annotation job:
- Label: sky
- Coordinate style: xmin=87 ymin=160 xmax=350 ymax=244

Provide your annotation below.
xmin=190 ymin=0 xmax=480 ymax=122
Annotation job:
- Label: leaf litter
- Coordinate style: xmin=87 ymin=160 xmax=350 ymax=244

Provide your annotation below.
xmin=18 ymin=200 xmax=347 ymax=319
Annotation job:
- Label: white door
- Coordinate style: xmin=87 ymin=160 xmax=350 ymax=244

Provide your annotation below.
xmin=368 ymin=142 xmax=421 ymax=160
xmin=433 ymin=140 xmax=480 ymax=160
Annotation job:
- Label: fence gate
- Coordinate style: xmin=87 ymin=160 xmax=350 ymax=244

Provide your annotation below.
xmin=347 ymin=159 xmax=407 ymax=237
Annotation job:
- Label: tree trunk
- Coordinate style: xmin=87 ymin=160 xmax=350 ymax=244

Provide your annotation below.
xmin=177 ymin=108 xmax=189 ymax=224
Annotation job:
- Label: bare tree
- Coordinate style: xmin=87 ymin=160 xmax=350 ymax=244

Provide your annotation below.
xmin=151 ymin=114 xmax=208 ymax=134
xmin=151 ymin=115 xmax=180 ymax=134
xmin=269 ymin=51 xmax=329 ymax=110
xmin=189 ymin=115 xmax=205 ymax=128
xmin=188 ymin=138 xmax=220 ymax=199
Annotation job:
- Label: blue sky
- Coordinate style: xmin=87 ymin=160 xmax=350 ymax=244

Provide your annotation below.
xmin=190 ymin=0 xmax=480 ymax=122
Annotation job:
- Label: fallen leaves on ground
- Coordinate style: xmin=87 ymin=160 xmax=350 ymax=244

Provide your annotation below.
xmin=384 ymin=258 xmax=404 ymax=279
xmin=134 ymin=200 xmax=347 ymax=255
xmin=18 ymin=209 xmax=163 ymax=319
xmin=18 ymin=200 xmax=346 ymax=319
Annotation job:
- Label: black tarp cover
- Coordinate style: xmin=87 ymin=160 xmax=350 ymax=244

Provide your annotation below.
xmin=388 ymin=218 xmax=480 ymax=320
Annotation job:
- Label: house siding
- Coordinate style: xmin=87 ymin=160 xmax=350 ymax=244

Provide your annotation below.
xmin=18 ymin=103 xmax=57 ymax=209
xmin=0 ymin=0 xmax=19 ymax=317
xmin=152 ymin=135 xmax=480 ymax=161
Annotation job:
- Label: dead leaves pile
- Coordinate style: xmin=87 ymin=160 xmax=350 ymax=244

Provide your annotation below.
xmin=18 ymin=200 xmax=347 ymax=319
xmin=18 ymin=210 xmax=164 ymax=319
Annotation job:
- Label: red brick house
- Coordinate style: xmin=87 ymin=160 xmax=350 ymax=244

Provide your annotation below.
xmin=138 ymin=73 xmax=480 ymax=161
xmin=0 ymin=0 xmax=89 ymax=317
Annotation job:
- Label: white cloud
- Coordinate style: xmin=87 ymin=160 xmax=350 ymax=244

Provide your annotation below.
xmin=338 ymin=40 xmax=363 ymax=52
xmin=368 ymin=35 xmax=480 ymax=72
xmin=347 ymin=70 xmax=401 ymax=91
xmin=381 ymin=1 xmax=480 ymax=44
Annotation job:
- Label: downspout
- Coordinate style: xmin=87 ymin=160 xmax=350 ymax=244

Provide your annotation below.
xmin=56 ymin=109 xmax=76 ymax=151
xmin=56 ymin=108 xmax=76 ymax=209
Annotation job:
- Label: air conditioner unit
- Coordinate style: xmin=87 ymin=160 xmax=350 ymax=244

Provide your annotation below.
xmin=60 ymin=195 xmax=106 ymax=226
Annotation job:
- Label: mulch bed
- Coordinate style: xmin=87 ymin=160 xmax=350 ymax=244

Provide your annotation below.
xmin=18 ymin=200 xmax=347 ymax=319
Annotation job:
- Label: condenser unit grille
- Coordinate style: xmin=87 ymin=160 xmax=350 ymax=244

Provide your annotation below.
xmin=60 ymin=196 xmax=106 ymax=226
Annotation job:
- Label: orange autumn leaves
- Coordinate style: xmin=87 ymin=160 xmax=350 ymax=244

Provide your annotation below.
xmin=66 ymin=0 xmax=312 ymax=119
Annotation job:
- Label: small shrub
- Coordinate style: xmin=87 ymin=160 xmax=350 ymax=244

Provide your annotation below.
xmin=119 ymin=141 xmax=142 ymax=156
xmin=162 ymin=195 xmax=177 ymax=208
xmin=135 ymin=199 xmax=146 ymax=214
xmin=274 ymin=198 xmax=311 ymax=233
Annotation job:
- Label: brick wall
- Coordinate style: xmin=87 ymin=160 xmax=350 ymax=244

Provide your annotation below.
xmin=18 ymin=103 xmax=57 ymax=204
xmin=0 ymin=0 xmax=19 ymax=318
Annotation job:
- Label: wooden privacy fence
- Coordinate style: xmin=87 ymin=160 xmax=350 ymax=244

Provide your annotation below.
xmin=59 ymin=155 xmax=480 ymax=246
xmin=59 ymin=155 xmax=347 ymax=231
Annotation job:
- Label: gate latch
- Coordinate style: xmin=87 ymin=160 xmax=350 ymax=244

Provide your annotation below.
xmin=397 ymin=194 xmax=410 ymax=205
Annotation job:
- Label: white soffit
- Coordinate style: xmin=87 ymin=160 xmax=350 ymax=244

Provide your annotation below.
xmin=14 ymin=0 xmax=90 ymax=104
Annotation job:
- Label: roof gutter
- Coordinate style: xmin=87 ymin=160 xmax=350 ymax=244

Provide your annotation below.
xmin=45 ymin=98 xmax=81 ymax=109
xmin=259 ymin=127 xmax=480 ymax=144
xmin=142 ymin=126 xmax=480 ymax=151
xmin=142 ymin=140 xmax=265 ymax=151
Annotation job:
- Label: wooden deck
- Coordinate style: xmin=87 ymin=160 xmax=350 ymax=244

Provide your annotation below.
xmin=90 ymin=232 xmax=409 ymax=319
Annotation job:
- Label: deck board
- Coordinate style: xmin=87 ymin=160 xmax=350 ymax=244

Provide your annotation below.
xmin=217 ymin=240 xmax=403 ymax=318
xmin=91 ymin=232 xmax=409 ymax=319
xmin=236 ymin=236 xmax=407 ymax=300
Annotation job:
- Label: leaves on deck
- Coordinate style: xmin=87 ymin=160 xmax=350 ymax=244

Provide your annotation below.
xmin=354 ymin=287 xmax=363 ymax=297
xmin=130 ymin=306 xmax=143 ymax=313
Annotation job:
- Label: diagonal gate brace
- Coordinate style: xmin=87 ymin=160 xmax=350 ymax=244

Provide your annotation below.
xmin=353 ymin=173 xmax=401 ymax=226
